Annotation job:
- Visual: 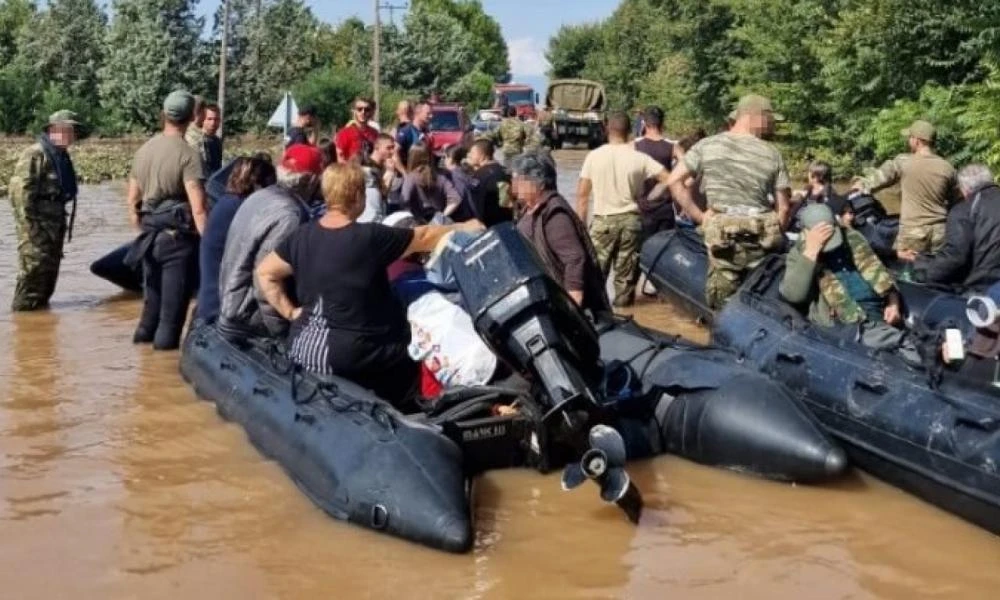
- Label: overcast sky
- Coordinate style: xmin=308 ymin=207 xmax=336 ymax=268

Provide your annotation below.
xmin=197 ymin=0 xmax=618 ymax=88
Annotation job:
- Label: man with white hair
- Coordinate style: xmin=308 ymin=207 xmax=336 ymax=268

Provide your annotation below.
xmin=217 ymin=143 xmax=325 ymax=340
xmin=913 ymin=163 xmax=1000 ymax=292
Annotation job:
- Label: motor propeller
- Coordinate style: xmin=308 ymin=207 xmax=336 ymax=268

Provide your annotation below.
xmin=561 ymin=424 xmax=643 ymax=524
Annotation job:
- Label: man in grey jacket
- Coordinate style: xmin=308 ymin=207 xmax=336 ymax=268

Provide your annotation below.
xmin=217 ymin=144 xmax=324 ymax=341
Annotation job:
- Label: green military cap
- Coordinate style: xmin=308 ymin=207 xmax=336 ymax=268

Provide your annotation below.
xmin=799 ymin=203 xmax=843 ymax=252
xmin=901 ymin=119 xmax=935 ymax=142
xmin=735 ymin=94 xmax=785 ymax=122
xmin=47 ymin=109 xmax=80 ymax=128
xmin=163 ymin=90 xmax=195 ymax=122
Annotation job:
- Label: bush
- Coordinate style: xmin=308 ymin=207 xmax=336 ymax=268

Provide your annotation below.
xmin=293 ymin=68 xmax=369 ymax=130
xmin=0 ymin=65 xmax=41 ymax=134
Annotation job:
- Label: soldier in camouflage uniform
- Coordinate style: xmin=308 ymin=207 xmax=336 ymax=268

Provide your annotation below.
xmin=479 ymin=105 xmax=528 ymax=167
xmin=851 ymin=120 xmax=959 ymax=259
xmin=9 ymin=110 xmax=80 ymax=311
xmin=778 ymin=204 xmax=926 ymax=363
xmin=665 ymin=95 xmax=792 ymax=309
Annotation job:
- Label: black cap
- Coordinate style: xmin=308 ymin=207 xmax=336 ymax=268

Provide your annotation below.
xmin=298 ymin=104 xmax=317 ymax=117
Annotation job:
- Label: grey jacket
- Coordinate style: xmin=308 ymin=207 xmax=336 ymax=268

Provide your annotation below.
xmin=217 ymin=184 xmax=309 ymax=340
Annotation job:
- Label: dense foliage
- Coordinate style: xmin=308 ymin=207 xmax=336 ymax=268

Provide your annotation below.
xmin=0 ymin=0 xmax=509 ymax=135
xmin=547 ymin=0 xmax=1000 ymax=173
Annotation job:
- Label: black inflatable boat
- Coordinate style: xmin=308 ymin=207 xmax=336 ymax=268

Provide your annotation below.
xmin=712 ymin=258 xmax=1000 ymax=534
xmin=180 ymin=224 xmax=846 ymax=551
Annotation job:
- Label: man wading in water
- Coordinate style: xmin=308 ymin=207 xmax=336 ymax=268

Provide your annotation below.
xmin=125 ymin=90 xmax=207 ymax=350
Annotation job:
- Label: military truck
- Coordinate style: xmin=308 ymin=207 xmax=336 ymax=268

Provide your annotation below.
xmin=491 ymin=83 xmax=539 ymax=121
xmin=543 ymin=79 xmax=607 ymax=149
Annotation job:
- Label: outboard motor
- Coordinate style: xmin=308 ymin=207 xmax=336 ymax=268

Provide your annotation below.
xmin=452 ymin=224 xmax=643 ymax=521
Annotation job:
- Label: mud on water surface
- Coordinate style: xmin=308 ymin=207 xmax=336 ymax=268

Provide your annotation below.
xmin=0 ymin=155 xmax=995 ymax=599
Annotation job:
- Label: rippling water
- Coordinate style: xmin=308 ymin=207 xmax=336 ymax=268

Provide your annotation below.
xmin=0 ymin=152 xmax=997 ymax=599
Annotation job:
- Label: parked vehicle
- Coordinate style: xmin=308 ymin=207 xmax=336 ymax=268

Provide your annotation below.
xmin=427 ymin=102 xmax=472 ymax=154
xmin=471 ymin=109 xmax=502 ymax=136
xmin=490 ymin=83 xmax=539 ymax=121
xmin=543 ymin=79 xmax=607 ymax=149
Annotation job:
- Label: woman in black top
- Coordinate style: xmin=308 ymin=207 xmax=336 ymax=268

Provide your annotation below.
xmin=255 ymin=163 xmax=483 ymax=406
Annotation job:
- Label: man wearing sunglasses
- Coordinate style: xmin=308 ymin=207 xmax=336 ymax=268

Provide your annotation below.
xmin=335 ymin=97 xmax=379 ymax=163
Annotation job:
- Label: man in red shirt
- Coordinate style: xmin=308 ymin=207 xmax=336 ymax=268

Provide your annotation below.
xmin=335 ymin=96 xmax=379 ymax=163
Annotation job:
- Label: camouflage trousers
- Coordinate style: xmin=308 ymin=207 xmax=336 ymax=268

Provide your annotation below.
xmin=702 ymin=211 xmax=783 ymax=310
xmin=12 ymin=212 xmax=66 ymax=311
xmin=894 ymin=223 xmax=946 ymax=254
xmin=590 ymin=212 xmax=642 ymax=305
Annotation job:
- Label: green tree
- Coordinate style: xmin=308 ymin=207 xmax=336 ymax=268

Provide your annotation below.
xmin=220 ymin=0 xmax=321 ymax=132
xmin=410 ymin=0 xmax=509 ymax=81
xmin=0 ymin=63 xmax=39 ymax=132
xmin=0 ymin=0 xmax=34 ymax=66
xmin=293 ymin=68 xmax=367 ymax=129
xmin=545 ymin=23 xmax=602 ymax=80
xmin=381 ymin=6 xmax=476 ymax=97
xmin=99 ymin=0 xmax=206 ymax=132
xmin=15 ymin=0 xmax=106 ymax=109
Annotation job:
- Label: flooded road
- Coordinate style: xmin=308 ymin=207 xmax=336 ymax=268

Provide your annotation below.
xmin=1 ymin=153 xmax=998 ymax=599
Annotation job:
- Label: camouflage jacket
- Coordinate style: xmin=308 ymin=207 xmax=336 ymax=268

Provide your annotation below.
xmin=780 ymin=228 xmax=896 ymax=327
xmin=185 ymin=126 xmax=209 ymax=169
xmin=8 ymin=143 xmax=67 ymax=221
xmin=480 ymin=118 xmax=528 ymax=155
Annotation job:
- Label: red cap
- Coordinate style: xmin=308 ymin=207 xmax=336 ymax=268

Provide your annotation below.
xmin=281 ymin=144 xmax=324 ymax=175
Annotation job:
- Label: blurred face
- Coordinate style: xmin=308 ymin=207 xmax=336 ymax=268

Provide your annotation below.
xmin=203 ymin=109 xmax=220 ymax=135
xmin=372 ymin=139 xmax=395 ymax=165
xmin=908 ymin=136 xmax=920 ymax=153
xmin=468 ymin=145 xmax=486 ymax=167
xmin=414 ymin=104 xmax=431 ymax=126
xmin=353 ymin=101 xmax=374 ymax=123
xmin=48 ymin=123 xmax=76 ymax=149
xmin=513 ymin=175 xmax=542 ymax=207
xmin=298 ymin=113 xmax=314 ymax=127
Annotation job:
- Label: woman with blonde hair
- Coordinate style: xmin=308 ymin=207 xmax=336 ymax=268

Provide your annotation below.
xmin=255 ymin=162 xmax=483 ymax=406
xmin=401 ymin=144 xmax=462 ymax=222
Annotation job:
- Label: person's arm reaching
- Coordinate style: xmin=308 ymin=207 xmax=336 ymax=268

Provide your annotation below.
xmin=440 ymin=175 xmax=462 ymax=217
xmin=575 ymin=178 xmax=592 ymax=223
xmin=402 ymin=220 xmax=484 ymax=258
xmin=255 ymin=252 xmax=300 ymax=321
xmin=775 ymin=187 xmax=792 ymax=231
xmin=545 ymin=211 xmax=588 ymax=306
xmin=665 ymin=162 xmax=706 ymax=223
xmin=127 ymin=177 xmax=142 ymax=231
xmin=185 ymin=179 xmax=207 ymax=235
xmin=852 ymin=157 xmax=902 ymax=193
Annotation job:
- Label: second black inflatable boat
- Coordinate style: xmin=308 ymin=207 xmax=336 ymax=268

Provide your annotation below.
xmin=712 ymin=257 xmax=1000 ymax=534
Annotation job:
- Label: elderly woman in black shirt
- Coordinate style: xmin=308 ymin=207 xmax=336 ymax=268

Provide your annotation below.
xmin=255 ymin=162 xmax=483 ymax=406
xmin=512 ymin=152 xmax=610 ymax=316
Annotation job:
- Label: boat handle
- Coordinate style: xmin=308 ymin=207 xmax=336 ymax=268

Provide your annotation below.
xmin=219 ymin=360 xmax=237 ymax=371
xmin=294 ymin=412 xmax=316 ymax=425
xmin=955 ymin=414 xmax=1000 ymax=432
xmin=252 ymin=385 xmax=272 ymax=397
xmin=853 ymin=378 xmax=887 ymax=395
xmin=775 ymin=351 xmax=804 ymax=365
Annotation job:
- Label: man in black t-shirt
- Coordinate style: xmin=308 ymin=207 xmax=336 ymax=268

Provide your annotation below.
xmin=467 ymin=139 xmax=513 ymax=226
xmin=633 ymin=106 xmax=683 ymax=238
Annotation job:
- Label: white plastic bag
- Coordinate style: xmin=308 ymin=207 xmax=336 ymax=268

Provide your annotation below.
xmin=407 ymin=291 xmax=497 ymax=388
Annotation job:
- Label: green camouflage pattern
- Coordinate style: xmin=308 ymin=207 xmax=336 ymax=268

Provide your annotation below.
xmin=185 ymin=125 xmax=208 ymax=169
xmin=480 ymin=117 xmax=529 ymax=159
xmin=590 ymin=212 xmax=642 ymax=305
xmin=702 ymin=211 xmax=783 ymax=309
xmin=9 ymin=143 xmax=68 ymax=311
xmin=684 ymin=132 xmax=790 ymax=212
xmin=894 ymin=222 xmax=946 ymax=254
xmin=812 ymin=229 xmax=895 ymax=324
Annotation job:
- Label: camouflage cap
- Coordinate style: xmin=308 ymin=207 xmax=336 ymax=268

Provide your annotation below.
xmin=901 ymin=120 xmax=935 ymax=142
xmin=47 ymin=109 xmax=79 ymax=127
xmin=735 ymin=94 xmax=785 ymax=122
xmin=798 ymin=203 xmax=843 ymax=252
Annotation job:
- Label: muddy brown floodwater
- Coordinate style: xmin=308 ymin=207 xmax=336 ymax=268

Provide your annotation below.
xmin=1 ymin=152 xmax=998 ymax=599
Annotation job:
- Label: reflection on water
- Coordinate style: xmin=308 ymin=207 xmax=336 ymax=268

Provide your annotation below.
xmin=0 ymin=158 xmax=997 ymax=599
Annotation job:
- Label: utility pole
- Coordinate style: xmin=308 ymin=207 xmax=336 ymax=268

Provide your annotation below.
xmin=373 ymin=0 xmax=381 ymax=113
xmin=373 ymin=2 xmax=407 ymax=113
xmin=217 ymin=0 xmax=231 ymax=138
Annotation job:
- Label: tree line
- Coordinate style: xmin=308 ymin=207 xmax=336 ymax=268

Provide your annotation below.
xmin=0 ymin=0 xmax=509 ymax=137
xmin=547 ymin=0 xmax=1000 ymax=173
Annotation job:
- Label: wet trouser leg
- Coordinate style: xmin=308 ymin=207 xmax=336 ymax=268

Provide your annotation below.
xmin=136 ymin=233 xmax=196 ymax=350
xmin=12 ymin=216 xmax=65 ymax=311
